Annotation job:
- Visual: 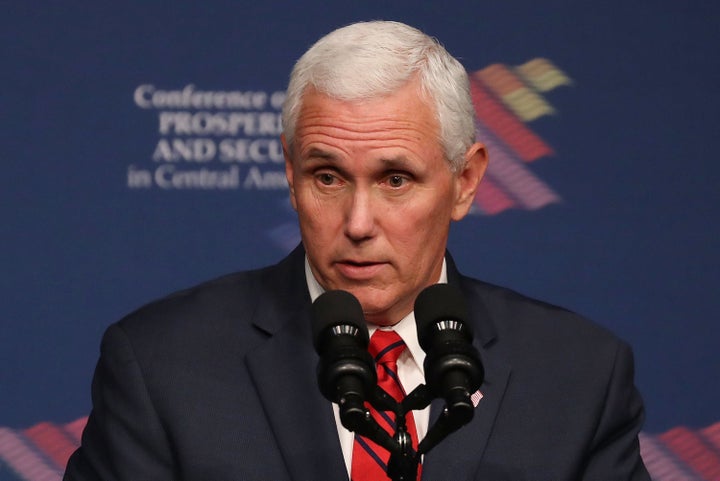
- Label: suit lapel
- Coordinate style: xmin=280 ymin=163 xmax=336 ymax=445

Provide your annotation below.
xmin=244 ymin=248 xmax=348 ymax=481
xmin=421 ymin=257 xmax=512 ymax=480
xmin=242 ymin=248 xmax=512 ymax=480
xmin=422 ymin=345 xmax=511 ymax=480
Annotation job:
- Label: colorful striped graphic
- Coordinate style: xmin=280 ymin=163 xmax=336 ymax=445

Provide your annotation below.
xmin=2 ymin=417 xmax=720 ymax=480
xmin=0 ymin=418 xmax=86 ymax=480
xmin=268 ymin=58 xmax=571 ymax=249
xmin=470 ymin=58 xmax=572 ymax=215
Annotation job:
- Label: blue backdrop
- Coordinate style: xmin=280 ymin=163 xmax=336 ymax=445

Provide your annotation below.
xmin=2 ymin=0 xmax=719 ymax=476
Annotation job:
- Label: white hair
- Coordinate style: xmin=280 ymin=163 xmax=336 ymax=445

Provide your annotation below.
xmin=281 ymin=20 xmax=476 ymax=171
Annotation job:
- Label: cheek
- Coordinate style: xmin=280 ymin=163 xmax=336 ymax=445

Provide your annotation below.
xmin=296 ymin=191 xmax=342 ymax=238
xmin=395 ymin=195 xmax=453 ymax=231
xmin=387 ymin=204 xmax=445 ymax=251
xmin=400 ymin=202 xmax=452 ymax=254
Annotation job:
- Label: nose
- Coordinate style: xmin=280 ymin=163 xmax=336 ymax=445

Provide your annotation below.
xmin=344 ymin=187 xmax=376 ymax=242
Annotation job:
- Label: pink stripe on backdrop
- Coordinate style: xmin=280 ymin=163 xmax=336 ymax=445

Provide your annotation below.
xmin=3 ymin=416 xmax=720 ymax=481
xmin=659 ymin=426 xmax=720 ymax=480
xmin=701 ymin=422 xmax=720 ymax=453
xmin=24 ymin=422 xmax=80 ymax=471
xmin=0 ymin=427 xmax=61 ymax=481
xmin=63 ymin=417 xmax=88 ymax=445
xmin=639 ymin=432 xmax=702 ymax=480
xmin=474 ymin=177 xmax=517 ymax=214
xmin=476 ymin=122 xmax=561 ymax=210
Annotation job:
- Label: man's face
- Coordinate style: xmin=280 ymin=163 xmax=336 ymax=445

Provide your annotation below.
xmin=283 ymin=81 xmax=486 ymax=325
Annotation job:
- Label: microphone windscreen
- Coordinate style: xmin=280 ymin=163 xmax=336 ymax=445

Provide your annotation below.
xmin=414 ymin=283 xmax=471 ymax=351
xmin=311 ymin=290 xmax=368 ymax=351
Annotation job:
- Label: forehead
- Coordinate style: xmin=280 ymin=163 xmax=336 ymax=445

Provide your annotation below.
xmin=294 ymin=83 xmax=440 ymax=145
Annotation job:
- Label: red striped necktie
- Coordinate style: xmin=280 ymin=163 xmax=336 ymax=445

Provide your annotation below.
xmin=351 ymin=329 xmax=420 ymax=481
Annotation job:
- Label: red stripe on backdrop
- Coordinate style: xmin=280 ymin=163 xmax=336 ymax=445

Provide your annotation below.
xmin=0 ymin=427 xmax=61 ymax=481
xmin=701 ymin=422 xmax=720 ymax=453
xmin=63 ymin=417 xmax=88 ymax=445
xmin=3 ymin=416 xmax=720 ymax=481
xmin=476 ymin=64 xmax=527 ymax=96
xmin=24 ymin=422 xmax=79 ymax=470
xmin=639 ymin=432 xmax=703 ymax=480
xmin=659 ymin=426 xmax=720 ymax=480
xmin=474 ymin=177 xmax=517 ymax=214
xmin=469 ymin=74 xmax=553 ymax=162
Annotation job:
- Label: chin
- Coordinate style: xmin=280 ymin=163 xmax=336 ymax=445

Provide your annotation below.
xmin=353 ymin=292 xmax=406 ymax=325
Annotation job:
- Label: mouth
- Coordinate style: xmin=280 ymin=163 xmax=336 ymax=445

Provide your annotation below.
xmin=335 ymin=259 xmax=386 ymax=280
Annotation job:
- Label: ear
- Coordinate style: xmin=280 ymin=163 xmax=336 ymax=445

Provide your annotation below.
xmin=281 ymin=134 xmax=298 ymax=211
xmin=451 ymin=142 xmax=489 ymax=221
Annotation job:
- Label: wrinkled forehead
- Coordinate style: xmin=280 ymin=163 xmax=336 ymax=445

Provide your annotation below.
xmin=289 ymin=86 xmax=451 ymax=175
xmin=292 ymin=81 xmax=442 ymax=145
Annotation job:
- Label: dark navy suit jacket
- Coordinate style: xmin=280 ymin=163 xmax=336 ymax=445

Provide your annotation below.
xmin=64 ymin=246 xmax=649 ymax=480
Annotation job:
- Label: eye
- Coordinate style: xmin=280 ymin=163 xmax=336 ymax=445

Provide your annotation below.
xmin=317 ymin=173 xmax=336 ymax=185
xmin=386 ymin=174 xmax=408 ymax=188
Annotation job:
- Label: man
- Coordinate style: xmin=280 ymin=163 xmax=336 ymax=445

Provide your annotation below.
xmin=65 ymin=21 xmax=650 ymax=480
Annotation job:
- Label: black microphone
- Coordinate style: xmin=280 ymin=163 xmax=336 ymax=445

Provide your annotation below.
xmin=414 ymin=283 xmax=484 ymax=425
xmin=311 ymin=290 xmax=376 ymax=432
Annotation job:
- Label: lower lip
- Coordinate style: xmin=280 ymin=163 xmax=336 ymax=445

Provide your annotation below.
xmin=335 ymin=262 xmax=386 ymax=280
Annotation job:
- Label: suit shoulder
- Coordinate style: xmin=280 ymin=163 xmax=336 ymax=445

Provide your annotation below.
xmin=119 ymin=266 xmax=264 ymax=330
xmin=460 ymin=275 xmax=626 ymax=352
xmin=107 ymin=250 xmax=305 ymax=356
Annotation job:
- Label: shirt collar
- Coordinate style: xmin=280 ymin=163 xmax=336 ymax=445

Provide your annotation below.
xmin=304 ymin=256 xmax=448 ymax=374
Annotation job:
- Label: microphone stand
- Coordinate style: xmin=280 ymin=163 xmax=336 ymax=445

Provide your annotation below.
xmin=343 ymin=383 xmax=476 ymax=481
xmin=403 ymin=383 xmax=475 ymax=456
xmin=338 ymin=384 xmax=418 ymax=481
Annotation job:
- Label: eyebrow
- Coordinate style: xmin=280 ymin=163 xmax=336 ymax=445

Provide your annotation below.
xmin=301 ymin=148 xmax=419 ymax=175
xmin=378 ymin=156 xmax=414 ymax=170
xmin=300 ymin=150 xmax=342 ymax=172
xmin=304 ymin=148 xmax=337 ymax=162
xmin=304 ymin=148 xmax=413 ymax=166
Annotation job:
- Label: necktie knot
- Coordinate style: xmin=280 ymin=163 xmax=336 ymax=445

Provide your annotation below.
xmin=368 ymin=330 xmax=407 ymax=402
xmin=369 ymin=330 xmax=406 ymax=367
